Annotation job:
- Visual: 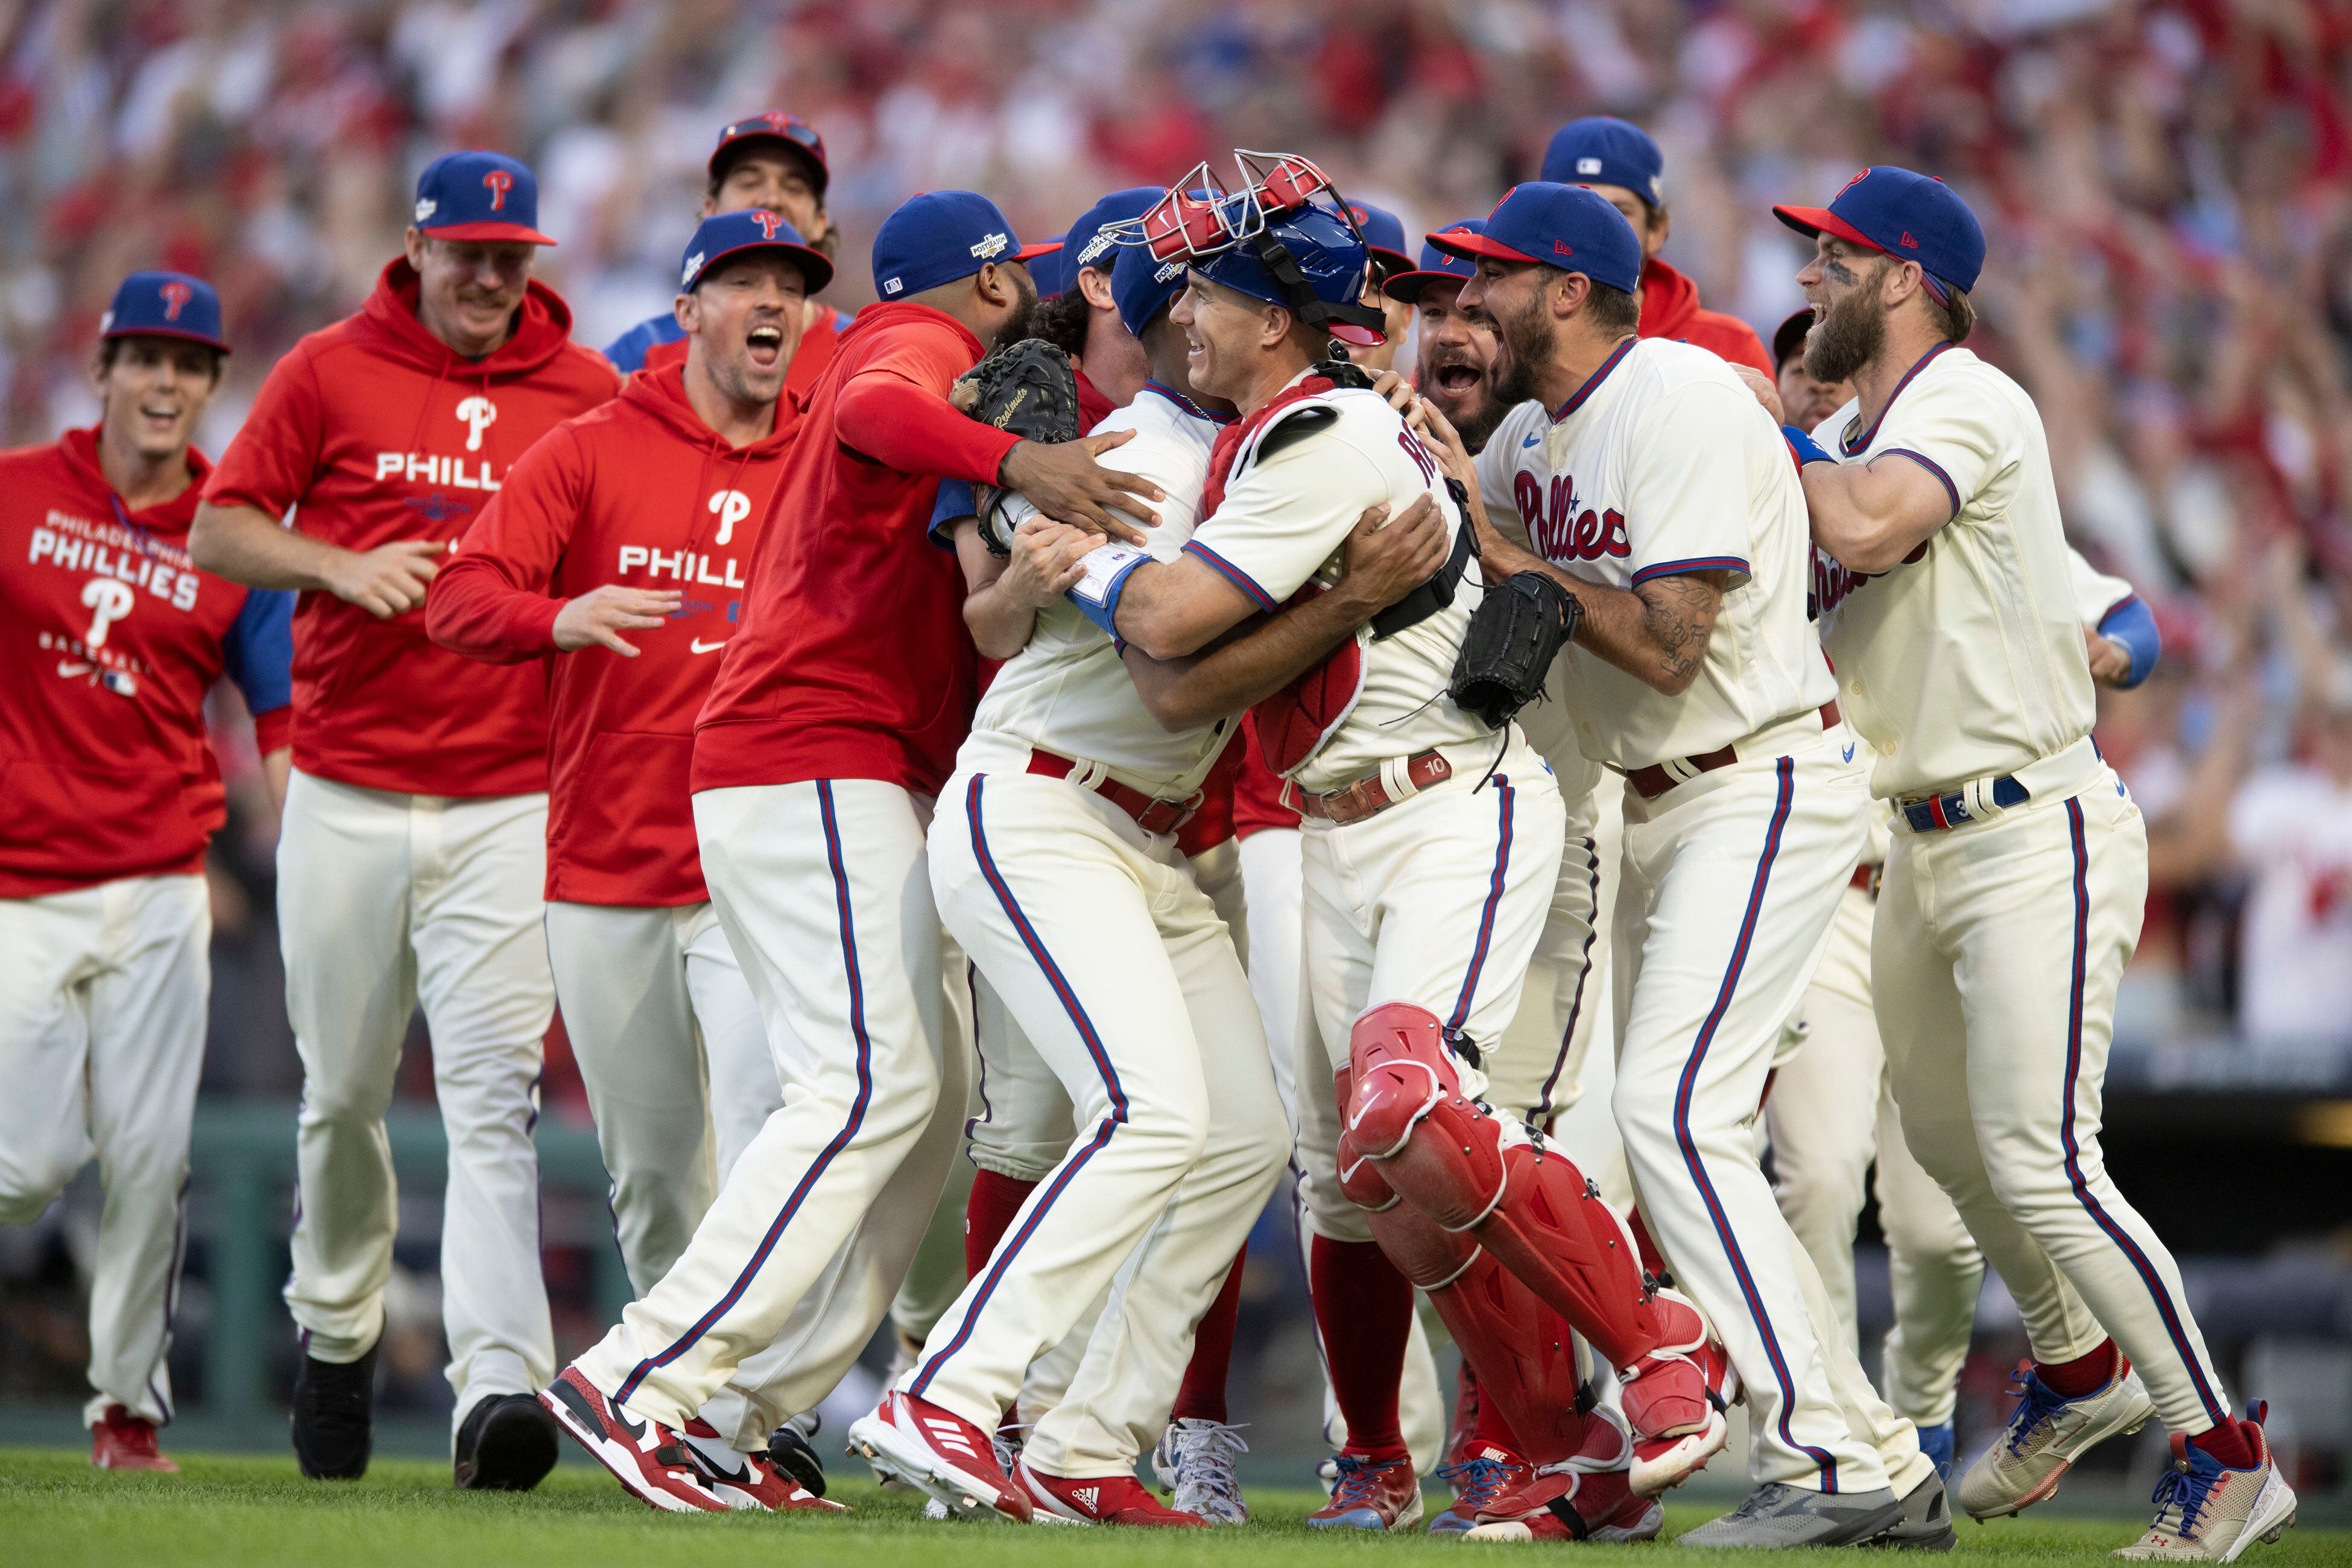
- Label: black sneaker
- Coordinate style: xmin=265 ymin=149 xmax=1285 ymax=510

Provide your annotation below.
xmin=290 ymin=1342 xmax=378 ymax=1481
xmin=768 ymin=1424 xmax=827 ymax=1497
xmin=455 ymin=1392 xmax=560 ymax=1491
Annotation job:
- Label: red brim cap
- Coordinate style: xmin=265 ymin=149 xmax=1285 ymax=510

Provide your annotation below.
xmin=1425 ymin=228 xmax=1542 ymax=267
xmin=1014 ymin=240 xmax=1061 ymax=263
xmin=1771 ymin=203 xmax=1881 ymax=255
xmin=103 ymin=324 xmax=231 ymax=352
xmin=427 ymin=220 xmax=558 ymax=245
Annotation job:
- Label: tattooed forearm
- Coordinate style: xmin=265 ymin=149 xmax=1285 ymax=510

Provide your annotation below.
xmin=1633 ymin=573 xmax=1722 ymax=691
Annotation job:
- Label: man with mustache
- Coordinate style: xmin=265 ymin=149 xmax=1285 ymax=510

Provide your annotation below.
xmin=190 ymin=151 xmax=619 ymax=1491
xmin=540 ymin=192 xmax=1166 ymax=1513
xmin=427 ymin=213 xmax=837 ymax=1511
xmin=1777 ymin=168 xmax=2292 ymax=1561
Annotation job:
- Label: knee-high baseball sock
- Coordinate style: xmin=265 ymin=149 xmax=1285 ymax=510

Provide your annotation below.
xmin=2035 ymin=1337 xmax=2117 ymax=1397
xmin=1470 ymin=1359 xmax=1526 ymax=1455
xmin=964 ymin=1169 xmax=1038 ymax=1277
xmin=1310 ymin=1234 xmax=1411 ymax=1456
xmin=1172 ymin=1246 xmax=1246 ymax=1424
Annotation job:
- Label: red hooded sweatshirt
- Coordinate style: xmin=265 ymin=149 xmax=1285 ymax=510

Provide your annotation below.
xmin=1638 ymin=257 xmax=1772 ymax=378
xmin=694 ymin=301 xmax=1020 ymax=797
xmin=0 ymin=430 xmax=294 ymax=896
xmin=426 ymin=367 xmax=799 ymax=906
xmin=203 ymin=258 xmax=620 ymax=797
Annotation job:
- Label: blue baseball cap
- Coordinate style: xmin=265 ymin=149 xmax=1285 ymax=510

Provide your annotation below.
xmin=1030 ymin=235 xmax=1067 ymax=297
xmin=871 ymin=191 xmax=1058 ymax=302
xmin=1540 ymin=117 xmax=1666 ymax=208
xmin=1111 ymin=239 xmax=1193 ymax=338
xmin=678 ymin=210 xmax=834 ymax=294
xmin=413 ymin=150 xmax=555 ymax=245
xmin=101 ymin=271 xmax=229 ymax=352
xmin=708 ymin=111 xmax=828 ymax=196
xmin=1344 ymin=200 xmax=1414 ymax=277
xmin=1063 ymin=188 xmax=1165 ymax=285
xmin=1428 ymin=183 xmax=1642 ymax=297
xmin=1774 ymin=166 xmax=1985 ymax=298
xmin=1383 ymin=218 xmax=1484 ymax=304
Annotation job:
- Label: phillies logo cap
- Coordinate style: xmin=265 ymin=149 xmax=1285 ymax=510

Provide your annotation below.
xmin=709 ymin=111 xmax=829 ymax=195
xmin=1382 ymin=217 xmax=1485 ymax=304
xmin=412 ymin=150 xmax=557 ymax=245
xmin=1773 ymin=165 xmax=1985 ymax=298
xmin=1428 ymin=183 xmax=1643 ymax=297
xmin=1057 ymin=186 xmax=1166 ymax=295
xmin=870 ymin=191 xmax=1058 ymax=301
xmin=1344 ymin=200 xmax=1415 ymax=277
xmin=101 ymin=270 xmax=229 ymax=352
xmin=1540 ymin=117 xmax=1667 ymax=207
xmin=678 ymin=209 xmax=835 ymax=294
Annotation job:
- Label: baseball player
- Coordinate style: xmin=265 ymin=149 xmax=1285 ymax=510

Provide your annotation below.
xmin=1777 ymin=167 xmax=2295 ymax=1560
xmin=0 ymin=274 xmax=290 ymax=1475
xmin=190 ymin=152 xmax=618 ymax=1490
xmin=1440 ymin=182 xmax=1944 ymax=1548
xmin=540 ymin=191 xmax=1165 ymax=1513
xmin=1763 ymin=309 xmax=2167 ymax=1484
xmin=425 ymin=212 xmax=842 ymax=1511
xmin=850 ymin=231 xmax=1453 ymax=1528
xmin=1027 ymin=187 xmax=1165 ymax=425
xmin=1540 ymin=118 xmax=1773 ymax=377
xmin=604 ymin=112 xmax=847 ymax=391
xmin=1343 ymin=202 xmax=1418 ymax=374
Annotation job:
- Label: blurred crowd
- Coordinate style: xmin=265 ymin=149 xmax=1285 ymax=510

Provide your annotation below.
xmin=5 ymin=0 xmax=2352 ymax=1063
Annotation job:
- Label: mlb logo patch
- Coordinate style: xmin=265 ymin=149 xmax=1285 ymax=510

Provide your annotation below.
xmin=1576 ymin=156 xmax=1602 ymax=175
xmin=883 ymin=277 xmax=903 ymax=295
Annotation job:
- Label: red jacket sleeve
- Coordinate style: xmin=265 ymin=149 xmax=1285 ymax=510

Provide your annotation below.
xmin=425 ymin=426 xmax=583 ymax=663
xmin=204 ymin=345 xmax=327 ymax=518
xmin=832 ymin=323 xmax=1020 ymax=482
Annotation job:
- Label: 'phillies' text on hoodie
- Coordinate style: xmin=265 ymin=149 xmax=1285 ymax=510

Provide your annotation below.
xmin=204 ymin=258 xmax=620 ymax=796
xmin=426 ymin=365 xmax=799 ymax=906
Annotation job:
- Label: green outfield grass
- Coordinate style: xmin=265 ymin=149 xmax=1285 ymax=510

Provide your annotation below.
xmin=1 ymin=1449 xmax=2339 ymax=1566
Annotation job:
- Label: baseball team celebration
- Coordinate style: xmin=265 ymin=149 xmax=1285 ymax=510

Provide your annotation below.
xmin=5 ymin=2 xmax=2350 ymax=1563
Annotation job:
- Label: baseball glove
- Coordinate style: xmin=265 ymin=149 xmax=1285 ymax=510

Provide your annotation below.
xmin=951 ymin=337 xmax=1083 ymax=554
xmin=1449 ymin=571 xmax=1581 ymax=729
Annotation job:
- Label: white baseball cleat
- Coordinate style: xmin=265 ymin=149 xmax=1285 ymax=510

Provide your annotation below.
xmin=2113 ymin=1413 xmax=2297 ymax=1563
xmin=847 ymin=1391 xmax=1031 ymax=1522
xmin=1958 ymin=1359 xmax=2155 ymax=1520
xmin=1151 ymin=1418 xmax=1250 ymax=1524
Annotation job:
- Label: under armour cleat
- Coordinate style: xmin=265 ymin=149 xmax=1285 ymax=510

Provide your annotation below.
xmin=1307 ymin=1450 xmax=1422 ymax=1531
xmin=1151 ymin=1417 xmax=1249 ymax=1523
xmin=1958 ymin=1358 xmax=2155 ymax=1521
xmin=540 ymin=1366 xmax=726 ymax=1513
xmin=2113 ymin=1412 xmax=2297 ymax=1563
xmin=848 ymin=1391 xmax=1030 ymax=1522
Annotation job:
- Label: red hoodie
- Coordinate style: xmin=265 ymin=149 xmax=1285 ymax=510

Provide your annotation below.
xmin=694 ymin=301 xmax=1020 ymax=797
xmin=1638 ymin=257 xmax=1772 ymax=378
xmin=427 ymin=367 xmax=799 ymax=906
xmin=1 ymin=430 xmax=293 ymax=896
xmin=204 ymin=259 xmax=620 ymax=797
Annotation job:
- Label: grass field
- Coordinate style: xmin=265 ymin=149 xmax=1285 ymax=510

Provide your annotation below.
xmin=4 ymin=1450 xmax=2344 ymax=1567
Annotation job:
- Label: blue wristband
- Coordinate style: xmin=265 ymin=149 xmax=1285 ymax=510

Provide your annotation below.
xmin=1066 ymin=548 xmax=1150 ymax=639
xmin=2096 ymin=595 xmax=2160 ymax=689
xmin=1783 ymin=425 xmax=1834 ymax=467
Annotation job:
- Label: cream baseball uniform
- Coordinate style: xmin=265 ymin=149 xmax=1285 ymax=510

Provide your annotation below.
xmin=1818 ymin=343 xmax=2231 ymax=1438
xmin=1479 ymin=338 xmax=1915 ymax=1494
xmin=903 ymin=384 xmax=1291 ymax=1480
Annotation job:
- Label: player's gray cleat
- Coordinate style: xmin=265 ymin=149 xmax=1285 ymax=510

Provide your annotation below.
xmin=1151 ymin=1418 xmax=1250 ymax=1524
xmin=1878 ymin=1469 xmax=1959 ymax=1552
xmin=1675 ymin=1482 xmax=1904 ymax=1548
xmin=1958 ymin=1361 xmax=2155 ymax=1520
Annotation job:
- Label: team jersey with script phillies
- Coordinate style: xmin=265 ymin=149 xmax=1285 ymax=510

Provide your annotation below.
xmin=1475 ymin=337 xmax=1835 ymax=773
xmin=1182 ymin=371 xmax=1488 ymax=795
xmin=1 ymin=428 xmax=294 ymax=896
xmin=204 ymin=258 xmax=619 ymax=795
xmin=426 ymin=366 xmax=796 ymax=906
xmin=692 ymin=301 xmax=1021 ymax=797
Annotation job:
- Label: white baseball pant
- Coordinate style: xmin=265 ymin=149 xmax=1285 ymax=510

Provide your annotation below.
xmin=1610 ymin=741 xmax=1897 ymax=1494
xmin=276 ymin=771 xmax=555 ymax=1433
xmin=0 ymin=873 xmax=208 ymax=1428
xmin=575 ymin=779 xmax=966 ymax=1432
xmin=1877 ymin=756 xmax=2229 ymax=1437
xmin=903 ymin=771 xmax=1289 ymax=1477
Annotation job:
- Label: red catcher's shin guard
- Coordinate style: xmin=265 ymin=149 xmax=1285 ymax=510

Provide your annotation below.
xmin=1470 ymin=1141 xmax=1659 ymax=1371
xmin=1423 ymin=1248 xmax=1606 ymax=1470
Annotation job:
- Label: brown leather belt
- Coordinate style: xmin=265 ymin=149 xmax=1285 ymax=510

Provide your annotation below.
xmin=1027 ymin=749 xmax=1197 ymax=835
xmin=1293 ymin=749 xmax=1453 ymax=826
xmin=1626 ymin=701 xmax=1842 ymax=801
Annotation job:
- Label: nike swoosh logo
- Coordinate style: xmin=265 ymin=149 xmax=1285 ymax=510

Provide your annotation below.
xmin=1842 ymin=743 xmax=1856 ymax=762
xmin=1521 ymin=432 xmax=1541 ymax=448
xmin=689 ymin=638 xmax=726 ymax=654
xmin=57 ymin=660 xmax=92 ymax=677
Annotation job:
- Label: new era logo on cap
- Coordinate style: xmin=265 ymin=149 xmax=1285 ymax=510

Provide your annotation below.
xmin=412 ymin=150 xmax=555 ymax=245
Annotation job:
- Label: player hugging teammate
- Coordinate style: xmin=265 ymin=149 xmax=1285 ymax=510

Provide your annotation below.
xmin=12 ymin=98 xmax=2290 ymax=1563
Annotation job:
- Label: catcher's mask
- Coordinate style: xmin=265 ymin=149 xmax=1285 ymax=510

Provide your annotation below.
xmin=1100 ymin=152 xmax=1387 ymax=349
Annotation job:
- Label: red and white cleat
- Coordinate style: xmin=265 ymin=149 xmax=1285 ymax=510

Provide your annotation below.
xmin=1465 ymin=1465 xmax=1666 ymax=1543
xmin=1016 ymin=1459 xmax=1210 ymax=1526
xmin=90 ymin=1406 xmax=179 ymax=1473
xmin=1620 ymin=1289 xmax=1737 ymax=1497
xmin=847 ymin=1391 xmax=1031 ymax=1522
xmin=678 ymin=1418 xmax=847 ymax=1513
xmin=1306 ymin=1450 xmax=1424 ymax=1531
xmin=539 ymin=1366 xmax=727 ymax=1513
